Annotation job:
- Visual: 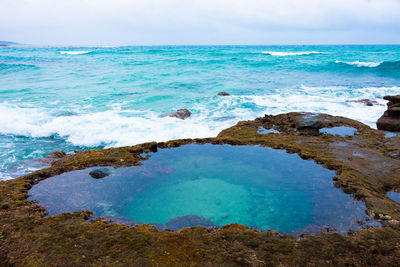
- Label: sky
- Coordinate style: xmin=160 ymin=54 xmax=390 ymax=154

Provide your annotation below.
xmin=1 ymin=0 xmax=400 ymax=45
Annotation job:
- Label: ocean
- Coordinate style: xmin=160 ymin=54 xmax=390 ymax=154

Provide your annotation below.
xmin=0 ymin=45 xmax=399 ymax=180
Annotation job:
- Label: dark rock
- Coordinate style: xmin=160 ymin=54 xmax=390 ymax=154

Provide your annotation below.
xmin=47 ymin=151 xmax=67 ymax=158
xmin=218 ymin=92 xmax=230 ymax=96
xmin=165 ymin=215 xmax=215 ymax=231
xmin=89 ymin=168 xmax=111 ymax=179
xmin=377 ymin=95 xmax=400 ymax=131
xmin=346 ymin=99 xmax=381 ymax=106
xmin=150 ymin=144 xmax=158 ymax=152
xmin=162 ymin=109 xmax=191 ymax=120
xmin=384 ymin=95 xmax=400 ymax=106
xmin=39 ymin=151 xmax=67 ymax=165
xmin=322 ymin=225 xmax=337 ymax=233
xmin=295 ymin=114 xmax=327 ymax=130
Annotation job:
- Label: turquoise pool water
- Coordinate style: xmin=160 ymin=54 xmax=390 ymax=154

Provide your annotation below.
xmin=28 ymin=144 xmax=376 ymax=234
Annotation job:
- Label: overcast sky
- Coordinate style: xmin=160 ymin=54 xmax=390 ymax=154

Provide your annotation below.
xmin=1 ymin=0 xmax=400 ymax=45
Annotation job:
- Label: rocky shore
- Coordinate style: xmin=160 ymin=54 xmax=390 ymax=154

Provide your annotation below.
xmin=1 ymin=112 xmax=400 ymax=266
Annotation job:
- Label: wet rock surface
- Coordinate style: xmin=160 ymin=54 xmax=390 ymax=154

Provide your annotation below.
xmin=162 ymin=108 xmax=192 ymax=120
xmin=294 ymin=113 xmax=328 ymax=130
xmin=377 ymin=95 xmax=400 ymax=131
xmin=1 ymin=112 xmax=400 ymax=266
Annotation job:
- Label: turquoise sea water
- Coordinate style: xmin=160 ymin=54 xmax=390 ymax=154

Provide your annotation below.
xmin=28 ymin=144 xmax=377 ymax=234
xmin=1 ymin=45 xmax=400 ymax=180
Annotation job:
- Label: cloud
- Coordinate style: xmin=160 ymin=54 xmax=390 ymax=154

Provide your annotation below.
xmin=1 ymin=0 xmax=400 ymax=45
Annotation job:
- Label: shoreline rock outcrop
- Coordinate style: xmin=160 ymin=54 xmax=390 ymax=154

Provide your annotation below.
xmin=39 ymin=150 xmax=67 ymax=165
xmin=377 ymin=95 xmax=400 ymax=131
xmin=217 ymin=92 xmax=230 ymax=96
xmin=162 ymin=108 xmax=191 ymax=120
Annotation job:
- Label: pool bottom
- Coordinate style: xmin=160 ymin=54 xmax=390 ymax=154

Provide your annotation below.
xmin=28 ymin=144 xmax=379 ymax=235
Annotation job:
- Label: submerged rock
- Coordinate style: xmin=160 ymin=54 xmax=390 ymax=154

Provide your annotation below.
xmin=217 ymin=92 xmax=230 ymax=96
xmin=346 ymin=99 xmax=381 ymax=106
xmin=89 ymin=168 xmax=111 ymax=179
xmin=47 ymin=151 xmax=67 ymax=158
xmin=162 ymin=109 xmax=191 ymax=120
xmin=377 ymin=95 xmax=400 ymax=131
xmin=165 ymin=215 xmax=215 ymax=231
xmin=39 ymin=150 xmax=67 ymax=165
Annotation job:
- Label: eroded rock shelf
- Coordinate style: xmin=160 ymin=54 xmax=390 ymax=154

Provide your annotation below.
xmin=1 ymin=112 xmax=400 ymax=266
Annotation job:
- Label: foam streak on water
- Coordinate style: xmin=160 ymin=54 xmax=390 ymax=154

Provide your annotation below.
xmin=262 ymin=51 xmax=324 ymax=56
xmin=1 ymin=45 xmax=400 ymax=180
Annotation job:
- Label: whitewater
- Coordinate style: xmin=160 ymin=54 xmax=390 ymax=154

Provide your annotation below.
xmin=1 ymin=45 xmax=399 ymax=180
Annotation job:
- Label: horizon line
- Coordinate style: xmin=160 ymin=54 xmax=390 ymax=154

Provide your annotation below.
xmin=3 ymin=43 xmax=400 ymax=48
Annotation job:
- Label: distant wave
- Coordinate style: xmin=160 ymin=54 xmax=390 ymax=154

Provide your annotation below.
xmin=335 ymin=61 xmax=381 ymax=68
xmin=59 ymin=51 xmax=92 ymax=55
xmin=262 ymin=51 xmax=324 ymax=56
xmin=333 ymin=60 xmax=400 ymax=75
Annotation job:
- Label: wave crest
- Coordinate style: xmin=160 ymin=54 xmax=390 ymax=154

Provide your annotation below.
xmin=333 ymin=60 xmax=400 ymax=75
xmin=59 ymin=51 xmax=92 ymax=55
xmin=262 ymin=51 xmax=324 ymax=56
xmin=335 ymin=61 xmax=381 ymax=68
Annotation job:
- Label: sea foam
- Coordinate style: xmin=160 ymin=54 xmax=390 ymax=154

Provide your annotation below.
xmin=1 ymin=86 xmax=398 ymax=149
xmin=1 ymin=85 xmax=399 ymax=181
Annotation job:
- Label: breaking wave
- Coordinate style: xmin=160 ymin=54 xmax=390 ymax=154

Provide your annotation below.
xmin=333 ymin=60 xmax=400 ymax=74
xmin=335 ymin=61 xmax=381 ymax=68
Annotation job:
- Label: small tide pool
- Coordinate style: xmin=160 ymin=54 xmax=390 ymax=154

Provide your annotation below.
xmin=257 ymin=126 xmax=280 ymax=135
xmin=28 ymin=144 xmax=376 ymax=235
xmin=388 ymin=192 xmax=400 ymax=203
xmin=319 ymin=126 xmax=357 ymax=137
xmin=385 ymin=133 xmax=397 ymax=138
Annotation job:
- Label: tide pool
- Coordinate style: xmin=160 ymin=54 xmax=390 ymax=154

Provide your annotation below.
xmin=28 ymin=144 xmax=377 ymax=234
